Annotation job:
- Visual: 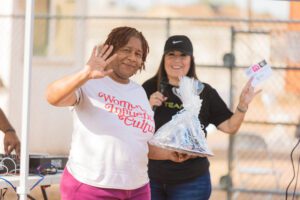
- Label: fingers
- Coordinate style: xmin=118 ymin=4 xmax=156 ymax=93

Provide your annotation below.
xmin=177 ymin=153 xmax=188 ymax=161
xmin=170 ymin=152 xmax=194 ymax=163
xmin=4 ymin=142 xmax=15 ymax=155
xmin=92 ymin=46 xmax=97 ymax=57
xmin=15 ymin=143 xmax=21 ymax=158
xmin=243 ymin=77 xmax=254 ymax=88
xmin=151 ymin=92 xmax=166 ymax=102
xmin=150 ymin=92 xmax=167 ymax=108
xmin=87 ymin=44 xmax=116 ymax=78
xmin=247 ymin=77 xmax=254 ymax=85
xmin=93 ymin=44 xmax=117 ymax=65
xmin=170 ymin=152 xmax=182 ymax=163
xmin=244 ymin=77 xmax=264 ymax=96
xmin=101 ymin=45 xmax=113 ymax=59
xmin=96 ymin=45 xmax=104 ymax=57
xmin=254 ymin=89 xmax=263 ymax=96
xmin=239 ymin=78 xmax=261 ymax=107
xmin=4 ymin=134 xmax=21 ymax=156
xmin=4 ymin=144 xmax=20 ymax=159
xmin=4 ymin=142 xmax=9 ymax=155
xmin=243 ymin=79 xmax=254 ymax=92
xmin=96 ymin=44 xmax=113 ymax=59
xmin=105 ymin=53 xmax=117 ymax=65
xmin=7 ymin=145 xmax=14 ymax=155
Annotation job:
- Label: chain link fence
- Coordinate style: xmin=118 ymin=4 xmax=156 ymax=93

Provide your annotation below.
xmin=0 ymin=11 xmax=299 ymax=200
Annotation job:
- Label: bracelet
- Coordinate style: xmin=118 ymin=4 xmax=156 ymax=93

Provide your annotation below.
xmin=4 ymin=128 xmax=15 ymax=134
xmin=237 ymin=106 xmax=247 ymax=113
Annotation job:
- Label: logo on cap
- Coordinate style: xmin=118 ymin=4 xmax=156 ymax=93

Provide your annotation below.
xmin=172 ymin=40 xmax=182 ymax=44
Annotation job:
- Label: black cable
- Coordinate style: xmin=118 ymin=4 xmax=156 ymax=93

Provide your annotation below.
xmin=292 ymin=150 xmax=300 ymax=200
xmin=285 ymin=138 xmax=300 ymax=200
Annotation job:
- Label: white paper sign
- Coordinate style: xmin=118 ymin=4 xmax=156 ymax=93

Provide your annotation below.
xmin=245 ymin=60 xmax=272 ymax=87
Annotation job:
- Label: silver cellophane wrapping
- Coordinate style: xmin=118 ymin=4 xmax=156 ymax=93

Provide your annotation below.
xmin=149 ymin=76 xmax=213 ymax=157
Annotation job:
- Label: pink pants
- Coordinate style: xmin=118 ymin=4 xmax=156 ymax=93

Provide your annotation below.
xmin=60 ymin=168 xmax=151 ymax=200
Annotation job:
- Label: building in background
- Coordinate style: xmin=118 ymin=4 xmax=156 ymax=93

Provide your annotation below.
xmin=286 ymin=1 xmax=300 ymax=94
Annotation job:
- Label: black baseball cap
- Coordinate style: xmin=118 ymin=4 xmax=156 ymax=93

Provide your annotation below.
xmin=164 ymin=35 xmax=193 ymax=55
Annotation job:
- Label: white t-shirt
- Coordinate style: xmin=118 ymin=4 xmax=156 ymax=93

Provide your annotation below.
xmin=67 ymin=76 xmax=155 ymax=190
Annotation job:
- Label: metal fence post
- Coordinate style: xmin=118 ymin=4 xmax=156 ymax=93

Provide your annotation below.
xmin=226 ymin=26 xmax=236 ymax=200
xmin=166 ymin=17 xmax=170 ymax=38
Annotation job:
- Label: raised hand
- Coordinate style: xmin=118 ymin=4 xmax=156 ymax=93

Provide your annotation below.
xmin=238 ymin=78 xmax=262 ymax=110
xmin=85 ymin=44 xmax=117 ymax=79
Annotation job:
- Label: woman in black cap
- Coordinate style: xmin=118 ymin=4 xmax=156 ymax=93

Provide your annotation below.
xmin=142 ymin=35 xmax=260 ymax=200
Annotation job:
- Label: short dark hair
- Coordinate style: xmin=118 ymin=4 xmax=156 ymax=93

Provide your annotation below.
xmin=104 ymin=26 xmax=149 ymax=70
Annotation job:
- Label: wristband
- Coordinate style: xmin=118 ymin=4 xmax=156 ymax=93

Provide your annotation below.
xmin=237 ymin=106 xmax=247 ymax=113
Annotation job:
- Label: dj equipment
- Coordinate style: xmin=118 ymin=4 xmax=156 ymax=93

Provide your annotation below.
xmin=0 ymin=154 xmax=68 ymax=175
xmin=29 ymin=154 xmax=68 ymax=174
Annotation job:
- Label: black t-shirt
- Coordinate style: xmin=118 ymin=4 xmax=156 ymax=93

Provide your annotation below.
xmin=142 ymin=77 xmax=233 ymax=184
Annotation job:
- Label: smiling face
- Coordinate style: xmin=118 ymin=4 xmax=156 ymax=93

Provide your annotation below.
xmin=108 ymin=37 xmax=143 ymax=84
xmin=164 ymin=50 xmax=191 ymax=86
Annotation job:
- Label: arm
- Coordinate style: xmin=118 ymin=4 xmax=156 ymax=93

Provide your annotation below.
xmin=148 ymin=144 xmax=174 ymax=160
xmin=0 ymin=108 xmax=20 ymax=156
xmin=217 ymin=78 xmax=261 ymax=134
xmin=46 ymin=69 xmax=89 ymax=106
xmin=46 ymin=45 xmax=116 ymax=107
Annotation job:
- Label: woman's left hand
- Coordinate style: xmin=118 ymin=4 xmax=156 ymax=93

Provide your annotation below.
xmin=238 ymin=78 xmax=262 ymax=111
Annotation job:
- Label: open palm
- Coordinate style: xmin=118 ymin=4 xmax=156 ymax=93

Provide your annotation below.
xmin=85 ymin=44 xmax=117 ymax=79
